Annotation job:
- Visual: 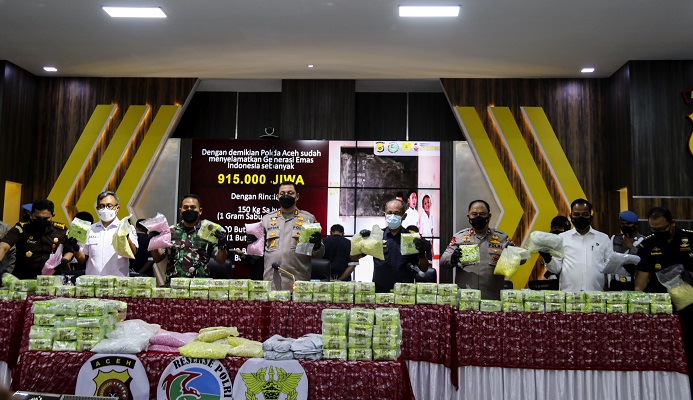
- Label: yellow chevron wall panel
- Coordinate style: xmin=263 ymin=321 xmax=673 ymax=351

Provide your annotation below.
xmin=522 ymin=107 xmax=586 ymax=207
xmin=117 ymin=105 xmax=181 ymax=219
xmin=48 ymin=104 xmax=117 ymax=223
xmin=455 ymin=106 xmax=523 ymax=237
xmin=75 ymin=105 xmax=150 ymax=215
xmin=489 ymin=107 xmax=558 ymax=289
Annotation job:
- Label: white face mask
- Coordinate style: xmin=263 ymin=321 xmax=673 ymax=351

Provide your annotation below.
xmin=96 ymin=208 xmax=117 ymax=223
xmin=386 ymin=214 xmax=402 ymax=230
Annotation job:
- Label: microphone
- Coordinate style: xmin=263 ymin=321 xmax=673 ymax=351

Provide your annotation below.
xmin=408 ymin=263 xmax=425 ymax=278
xmin=272 ymin=263 xmax=297 ymax=290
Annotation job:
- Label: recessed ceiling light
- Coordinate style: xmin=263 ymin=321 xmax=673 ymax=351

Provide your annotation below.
xmin=399 ymin=6 xmax=460 ymax=17
xmin=581 ymin=67 xmax=595 ymax=73
xmin=307 ymin=64 xmax=314 ymax=68
xmin=102 ymin=6 xmax=167 ymax=18
xmin=43 ymin=66 xmax=58 ymax=72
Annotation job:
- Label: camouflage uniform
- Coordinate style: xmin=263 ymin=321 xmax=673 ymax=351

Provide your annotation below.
xmin=165 ymin=220 xmax=219 ymax=281
xmin=1 ymin=221 xmax=74 ymax=279
xmin=440 ymin=227 xmax=512 ymax=300
xmin=262 ymin=209 xmax=325 ymax=291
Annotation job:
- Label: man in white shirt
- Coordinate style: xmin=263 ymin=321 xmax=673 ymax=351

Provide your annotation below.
xmin=401 ymin=190 xmax=420 ymax=230
xmin=543 ymin=199 xmax=612 ymax=292
xmin=72 ymin=191 xmax=138 ymax=277
xmin=418 ymin=194 xmax=435 ymax=239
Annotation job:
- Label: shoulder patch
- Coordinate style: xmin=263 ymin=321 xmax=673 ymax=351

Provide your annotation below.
xmin=52 ymin=222 xmax=66 ymax=230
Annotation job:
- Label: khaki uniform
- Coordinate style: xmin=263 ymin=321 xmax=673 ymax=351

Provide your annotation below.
xmin=440 ymin=227 xmax=511 ymax=300
xmin=262 ymin=209 xmax=325 ymax=290
xmin=1 ymin=221 xmax=73 ymax=279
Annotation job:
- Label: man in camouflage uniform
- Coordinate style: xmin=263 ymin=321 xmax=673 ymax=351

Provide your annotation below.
xmin=152 ymin=194 xmax=228 ymax=283
xmin=251 ymin=181 xmax=324 ymax=291
xmin=0 ymin=199 xmax=75 ymax=279
xmin=440 ymin=199 xmax=513 ymax=300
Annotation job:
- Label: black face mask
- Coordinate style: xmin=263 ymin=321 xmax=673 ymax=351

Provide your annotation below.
xmin=181 ymin=210 xmax=199 ymax=223
xmin=653 ymin=230 xmax=671 ymax=241
xmin=279 ymin=195 xmax=296 ymax=209
xmin=31 ymin=218 xmax=51 ymax=231
xmin=572 ymin=216 xmax=591 ymax=231
xmin=620 ymin=225 xmax=636 ymax=235
xmin=469 ymin=216 xmax=489 ymax=231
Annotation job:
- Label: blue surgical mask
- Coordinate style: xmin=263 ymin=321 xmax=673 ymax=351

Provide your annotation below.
xmin=386 ymin=214 xmax=402 ymax=230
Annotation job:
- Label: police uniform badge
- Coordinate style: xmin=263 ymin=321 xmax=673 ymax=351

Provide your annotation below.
xmin=26 ymin=251 xmax=33 ymax=257
xmin=655 ymin=263 xmax=662 ymax=271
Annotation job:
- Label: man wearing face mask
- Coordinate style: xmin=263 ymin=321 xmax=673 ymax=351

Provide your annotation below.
xmin=634 ymin=207 xmax=693 ymax=293
xmin=357 ymin=199 xmax=431 ymax=293
xmin=440 ymin=199 xmax=513 ymax=300
xmin=542 ymin=199 xmax=613 ymax=292
xmin=71 ymin=191 xmax=138 ymax=277
xmin=608 ymin=210 xmax=645 ymax=291
xmin=0 ymin=199 xmax=75 ymax=279
xmin=251 ymin=181 xmax=324 ymax=291
xmin=152 ymin=194 xmax=229 ymax=283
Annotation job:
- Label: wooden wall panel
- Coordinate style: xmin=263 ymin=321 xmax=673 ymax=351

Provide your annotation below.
xmin=355 ymin=93 xmax=406 ymax=140
xmin=409 ymin=93 xmax=463 ymax=141
xmin=0 ymin=61 xmax=39 ymax=218
xmin=629 ymin=61 xmax=693 ymax=201
xmin=237 ymin=92 xmax=282 ymax=140
xmin=281 ymin=80 xmax=355 ymax=140
xmin=33 ymin=77 xmax=197 ymax=208
xmin=174 ymin=91 xmax=237 ymax=139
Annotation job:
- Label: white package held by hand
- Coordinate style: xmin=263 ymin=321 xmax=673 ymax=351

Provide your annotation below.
xmin=601 ymin=253 xmax=641 ymax=275
xmin=524 ymin=231 xmax=565 ymax=258
xmin=350 ymin=225 xmax=385 ymax=261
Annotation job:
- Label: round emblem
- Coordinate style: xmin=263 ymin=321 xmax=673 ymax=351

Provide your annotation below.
xmin=54 ymin=237 xmax=59 ymax=243
xmin=25 ymin=251 xmax=33 ymax=258
xmin=655 ymin=263 xmax=662 ymax=271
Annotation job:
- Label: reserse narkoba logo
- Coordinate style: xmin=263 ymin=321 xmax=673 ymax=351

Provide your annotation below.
xmin=76 ymin=354 xmax=149 ymax=400
xmin=158 ymin=357 xmax=233 ymax=400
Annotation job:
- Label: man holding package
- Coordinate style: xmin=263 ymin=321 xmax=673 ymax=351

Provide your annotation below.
xmin=542 ymin=199 xmax=614 ymax=291
xmin=249 ymin=181 xmax=323 ymax=291
xmin=441 ymin=199 xmax=513 ymax=300
xmin=609 ymin=210 xmax=645 ymax=290
xmin=151 ymin=194 xmax=229 ymax=282
xmin=71 ymin=191 xmax=138 ymax=277
xmin=355 ymin=199 xmax=431 ymax=293
xmin=0 ymin=199 xmax=76 ymax=279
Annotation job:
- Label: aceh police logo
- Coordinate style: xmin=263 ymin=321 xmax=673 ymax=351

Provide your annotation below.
xmin=240 ymin=366 xmax=302 ymax=400
xmin=93 ymin=370 xmax=133 ymax=399
xmin=76 ymin=354 xmax=149 ymax=400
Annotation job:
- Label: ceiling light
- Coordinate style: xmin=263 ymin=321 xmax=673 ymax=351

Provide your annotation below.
xmin=399 ymin=6 xmax=460 ymax=17
xmin=581 ymin=67 xmax=595 ymax=73
xmin=102 ymin=6 xmax=167 ymax=18
xmin=307 ymin=64 xmax=314 ymax=68
xmin=43 ymin=66 xmax=58 ymax=72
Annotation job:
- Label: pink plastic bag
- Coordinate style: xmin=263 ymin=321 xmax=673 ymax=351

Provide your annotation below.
xmin=141 ymin=213 xmax=173 ymax=251
xmin=245 ymin=221 xmax=265 ymax=256
xmin=147 ymin=344 xmax=180 ymax=353
xmin=41 ymin=244 xmax=63 ymax=275
xmin=149 ymin=331 xmax=198 ymax=347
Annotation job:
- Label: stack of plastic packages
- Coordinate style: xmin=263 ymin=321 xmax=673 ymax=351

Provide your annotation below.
xmin=649 ymin=293 xmax=673 ymax=314
xmin=354 ymin=282 xmax=375 ymax=305
xmin=263 ymin=334 xmax=296 ymax=360
xmin=131 ymin=276 xmax=156 ymax=298
xmin=209 ymin=279 xmax=230 ymax=301
xmin=268 ymin=290 xmax=291 ymax=301
xmin=437 ymin=284 xmax=459 ymax=307
xmin=229 ymin=279 xmax=250 ymax=300
xmin=312 ymin=282 xmax=334 ymax=303
xmin=55 ymin=283 xmax=76 ymax=297
xmin=29 ymin=298 xmax=126 ymax=351
xmin=35 ymin=275 xmax=62 ymax=296
xmin=627 ymin=292 xmax=651 ymax=314
xmin=170 ymin=277 xmax=191 ymax=299
xmin=93 ymin=276 xmax=116 ymax=298
xmin=291 ymin=334 xmax=323 ymax=360
xmin=113 ymin=276 xmax=132 ymax=298
xmin=321 ymin=309 xmax=349 ymax=360
xmin=605 ymin=292 xmax=629 ymax=313
xmin=189 ymin=278 xmax=212 ymax=300
xmin=348 ymin=308 xmax=375 ymax=361
xmin=248 ymin=280 xmax=271 ymax=301
xmin=333 ymin=281 xmax=355 ymax=304
xmin=520 ymin=289 xmax=545 ymax=312
xmin=565 ymin=292 xmax=587 ymax=312
xmin=415 ymin=283 xmax=437 ymax=305
xmin=1 ymin=273 xmax=37 ymax=300
xmin=152 ymin=286 xmax=171 ymax=298
xmin=394 ymin=283 xmax=416 ymax=305
xmin=543 ymin=290 xmax=566 ymax=312
xmin=293 ymin=281 xmax=314 ymax=303
xmin=500 ymin=290 xmax=524 ymax=312
xmin=373 ymin=308 xmax=402 ymax=361
xmin=74 ymin=275 xmax=96 ymax=297
xmin=459 ymin=289 xmax=482 ymax=311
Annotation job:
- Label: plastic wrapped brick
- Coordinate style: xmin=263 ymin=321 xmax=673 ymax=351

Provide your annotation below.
xmin=350 ymin=308 xmax=375 ymax=324
xmin=94 ymin=276 xmax=116 ymax=288
xmin=75 ymin=287 xmax=95 ymax=297
xmin=152 ymin=288 xmax=171 ymax=298
xmin=565 ymin=292 xmax=586 ymax=303
xmin=375 ymin=293 xmax=394 ymax=305
xmin=249 ymin=280 xmax=271 ymax=292
xmin=436 ymin=295 xmax=458 ymax=307
xmin=416 ymin=294 xmax=436 ymax=305
xmin=348 ymin=348 xmax=373 ymax=361
xmin=373 ymin=348 xmax=400 ymax=361
xmin=33 ymin=314 xmax=57 ymax=326
xmin=208 ymin=290 xmax=229 ymax=301
xmin=133 ymin=289 xmax=152 ymax=299
xmin=399 ymin=233 xmax=418 ymax=255
xmin=322 ymin=335 xmax=347 ymax=350
xmin=628 ymin=303 xmax=650 ymax=314
xmin=29 ymin=338 xmax=53 ymax=351
xmin=523 ymin=302 xmax=544 ymax=312
xmin=313 ymin=282 xmax=334 ymax=294
xmin=188 ymin=289 xmax=207 ymax=300
xmin=459 ymin=289 xmax=481 ymax=302
xmin=395 ymin=294 xmax=416 ymax=305
xmin=322 ymin=309 xmax=350 ymax=323
xmin=322 ymin=322 xmax=348 ymax=337
xmin=521 ymin=289 xmax=544 ymax=303
xmin=605 ymin=292 xmax=628 ymax=304
xmin=628 ymin=293 xmax=652 ymax=305
xmin=651 ymin=303 xmax=673 ymax=314
xmin=179 ymin=341 xmax=230 ymax=359
xmin=293 ymin=292 xmax=313 ymax=303
xmin=375 ymin=308 xmax=400 ymax=325
xmin=29 ymin=326 xmax=55 ymax=339
xmin=170 ymin=277 xmax=191 ymax=289
xmin=332 ymin=293 xmax=353 ymax=304
xmin=76 ymin=340 xmax=100 ymax=352
xmin=75 ymin=275 xmax=96 ymax=287
xmin=16 ymin=279 xmax=37 ymax=292
xmin=53 ymin=340 xmax=78 ymax=352
xmin=348 ymin=323 xmax=373 ymax=338
xmin=198 ymin=220 xmax=224 ymax=244
xmin=393 ymin=283 xmax=416 ymax=295
xmin=37 ymin=275 xmax=63 ymax=287
xmin=500 ymin=290 xmax=524 ymax=303
xmin=333 ymin=282 xmax=355 ymax=294
xmin=501 ymin=303 xmax=522 ymax=312
xmin=77 ymin=327 xmax=105 ymax=341
xmin=113 ymin=277 xmax=130 ymax=288
xmin=296 ymin=223 xmax=322 ymax=256
xmin=566 ymin=303 xmax=586 ymax=313
xmin=68 ymin=217 xmax=91 ymax=244
xmin=208 ymin=279 xmax=230 ymax=290
xmin=607 ymin=303 xmax=628 ymax=314
xmin=354 ymin=293 xmax=375 ymax=304
xmin=437 ymin=284 xmax=459 ymax=296
xmin=458 ymin=244 xmax=481 ymax=264
xmin=170 ymin=289 xmax=190 ymax=299
xmin=268 ymin=291 xmax=291 ymax=302
xmin=294 ymin=281 xmax=314 ymax=293
xmin=416 ymin=282 xmax=437 ymax=295
xmin=189 ymin=278 xmax=212 ymax=290
xmin=372 ymin=335 xmax=400 ymax=349
xmin=348 ymin=336 xmax=372 ymax=348
xmin=544 ymin=303 xmax=566 ymax=313
xmin=650 ymin=293 xmax=672 ymax=304
xmin=131 ymin=276 xmax=156 ymax=289
xmin=113 ymin=288 xmax=133 ymax=298
xmin=322 ymin=349 xmax=347 ymax=360
xmin=479 ymin=300 xmax=502 ymax=312
xmin=249 ymin=292 xmax=269 ymax=302
xmin=228 ymin=290 xmax=249 ymax=301
xmin=543 ymin=290 xmax=565 ymax=303
xmin=585 ymin=302 xmax=607 ymax=313
xmin=310 ymin=292 xmax=331 ymax=303
xmin=584 ymin=291 xmax=606 ymax=303
xmin=35 ymin=286 xmax=56 ymax=296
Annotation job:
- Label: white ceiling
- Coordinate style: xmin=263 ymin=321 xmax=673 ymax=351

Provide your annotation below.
xmin=1 ymin=0 xmax=692 ymax=82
